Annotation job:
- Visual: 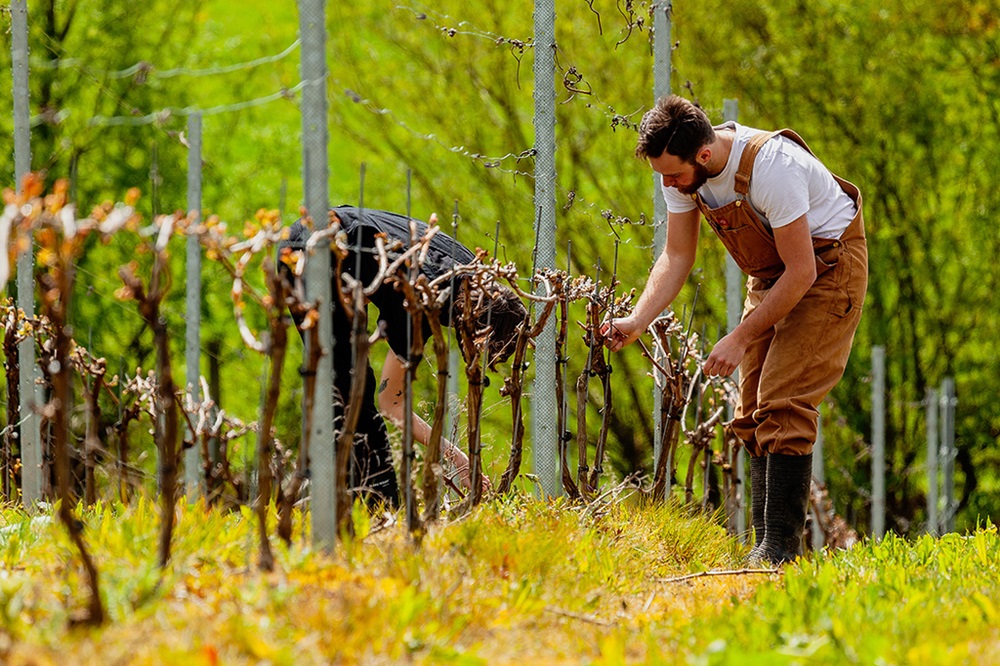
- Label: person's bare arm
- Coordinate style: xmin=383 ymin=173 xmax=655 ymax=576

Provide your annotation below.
xmin=376 ymin=351 xmax=489 ymax=492
xmin=702 ymin=215 xmax=816 ymax=377
xmin=601 ymin=208 xmax=700 ymax=351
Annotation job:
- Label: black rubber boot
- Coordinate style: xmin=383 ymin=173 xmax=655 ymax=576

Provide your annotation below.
xmin=745 ymin=455 xmax=768 ymax=562
xmin=759 ymin=452 xmax=813 ymax=565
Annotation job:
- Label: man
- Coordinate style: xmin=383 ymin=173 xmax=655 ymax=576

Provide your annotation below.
xmin=602 ymin=96 xmax=867 ymax=564
xmin=282 ymin=206 xmax=526 ymax=510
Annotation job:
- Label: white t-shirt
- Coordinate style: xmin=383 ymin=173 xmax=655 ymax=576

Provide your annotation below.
xmin=662 ymin=122 xmax=856 ymax=240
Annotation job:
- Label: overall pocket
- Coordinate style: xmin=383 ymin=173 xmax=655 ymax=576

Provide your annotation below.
xmin=814 ymin=242 xmax=842 ymax=279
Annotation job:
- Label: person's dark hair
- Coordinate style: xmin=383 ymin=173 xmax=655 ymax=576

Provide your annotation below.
xmin=454 ymin=284 xmax=528 ymax=371
xmin=635 ymin=95 xmax=715 ymax=163
xmin=479 ymin=286 xmax=528 ymax=369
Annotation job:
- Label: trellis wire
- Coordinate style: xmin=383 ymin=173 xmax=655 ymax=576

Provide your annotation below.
xmin=337 ymin=83 xmax=658 ymax=236
xmin=298 ymin=0 xmax=336 ymax=548
xmin=12 ymin=0 xmax=43 ymax=508
xmin=184 ymin=112 xmax=203 ymax=499
xmin=531 ymin=0 xmax=559 ymax=498
xmin=86 ymin=79 xmax=315 ymax=127
xmin=397 ymin=6 xmax=531 ymax=46
xmin=34 ymin=39 xmax=301 ymax=79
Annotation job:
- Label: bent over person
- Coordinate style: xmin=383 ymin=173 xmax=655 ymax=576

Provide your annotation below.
xmin=282 ymin=206 xmax=527 ymax=510
xmin=602 ymin=96 xmax=867 ymax=564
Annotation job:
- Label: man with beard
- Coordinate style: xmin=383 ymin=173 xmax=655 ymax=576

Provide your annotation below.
xmin=601 ymin=95 xmax=868 ymax=565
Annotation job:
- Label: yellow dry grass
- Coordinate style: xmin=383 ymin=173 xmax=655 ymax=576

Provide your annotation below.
xmin=0 ymin=495 xmax=768 ymax=664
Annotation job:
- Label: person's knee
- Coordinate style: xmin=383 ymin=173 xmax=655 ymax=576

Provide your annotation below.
xmin=755 ymin=400 xmax=819 ymax=455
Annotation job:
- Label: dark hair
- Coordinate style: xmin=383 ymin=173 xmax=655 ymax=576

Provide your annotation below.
xmin=635 ymin=95 xmax=715 ymax=162
xmin=454 ymin=284 xmax=528 ymax=371
xmin=479 ymin=286 xmax=528 ymax=369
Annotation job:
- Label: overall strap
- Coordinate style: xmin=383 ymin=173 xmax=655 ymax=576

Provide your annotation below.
xmin=735 ymin=128 xmax=863 ymax=209
xmin=734 ymin=130 xmax=785 ymax=196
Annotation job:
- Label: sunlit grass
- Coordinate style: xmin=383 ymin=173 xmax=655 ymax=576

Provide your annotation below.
xmin=1 ymin=499 xmax=998 ymax=664
xmin=684 ymin=528 xmax=1000 ymax=665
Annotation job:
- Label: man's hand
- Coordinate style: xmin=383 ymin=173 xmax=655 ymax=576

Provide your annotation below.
xmin=703 ymin=331 xmax=748 ymax=378
xmin=600 ymin=315 xmax=645 ymax=352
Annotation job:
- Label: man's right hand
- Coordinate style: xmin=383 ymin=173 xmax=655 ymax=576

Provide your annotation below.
xmin=597 ymin=210 xmax=699 ymax=353
xmin=600 ymin=315 xmax=645 ymax=352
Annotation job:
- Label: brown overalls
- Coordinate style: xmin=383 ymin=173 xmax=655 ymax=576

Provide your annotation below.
xmin=691 ymin=129 xmax=868 ymax=457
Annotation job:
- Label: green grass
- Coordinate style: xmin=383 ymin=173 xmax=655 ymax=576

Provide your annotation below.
xmin=1 ymin=498 xmax=998 ymax=664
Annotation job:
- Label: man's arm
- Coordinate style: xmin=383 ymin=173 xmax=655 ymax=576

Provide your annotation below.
xmin=601 ymin=209 xmax=700 ymax=351
xmin=702 ymin=215 xmax=816 ymax=377
xmin=376 ymin=351 xmax=490 ymax=492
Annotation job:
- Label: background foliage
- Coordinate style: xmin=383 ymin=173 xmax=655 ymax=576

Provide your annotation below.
xmin=1 ymin=0 xmax=999 ymax=534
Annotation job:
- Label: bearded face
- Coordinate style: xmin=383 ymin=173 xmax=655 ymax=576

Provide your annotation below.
xmin=675 ymin=159 xmax=712 ymax=195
